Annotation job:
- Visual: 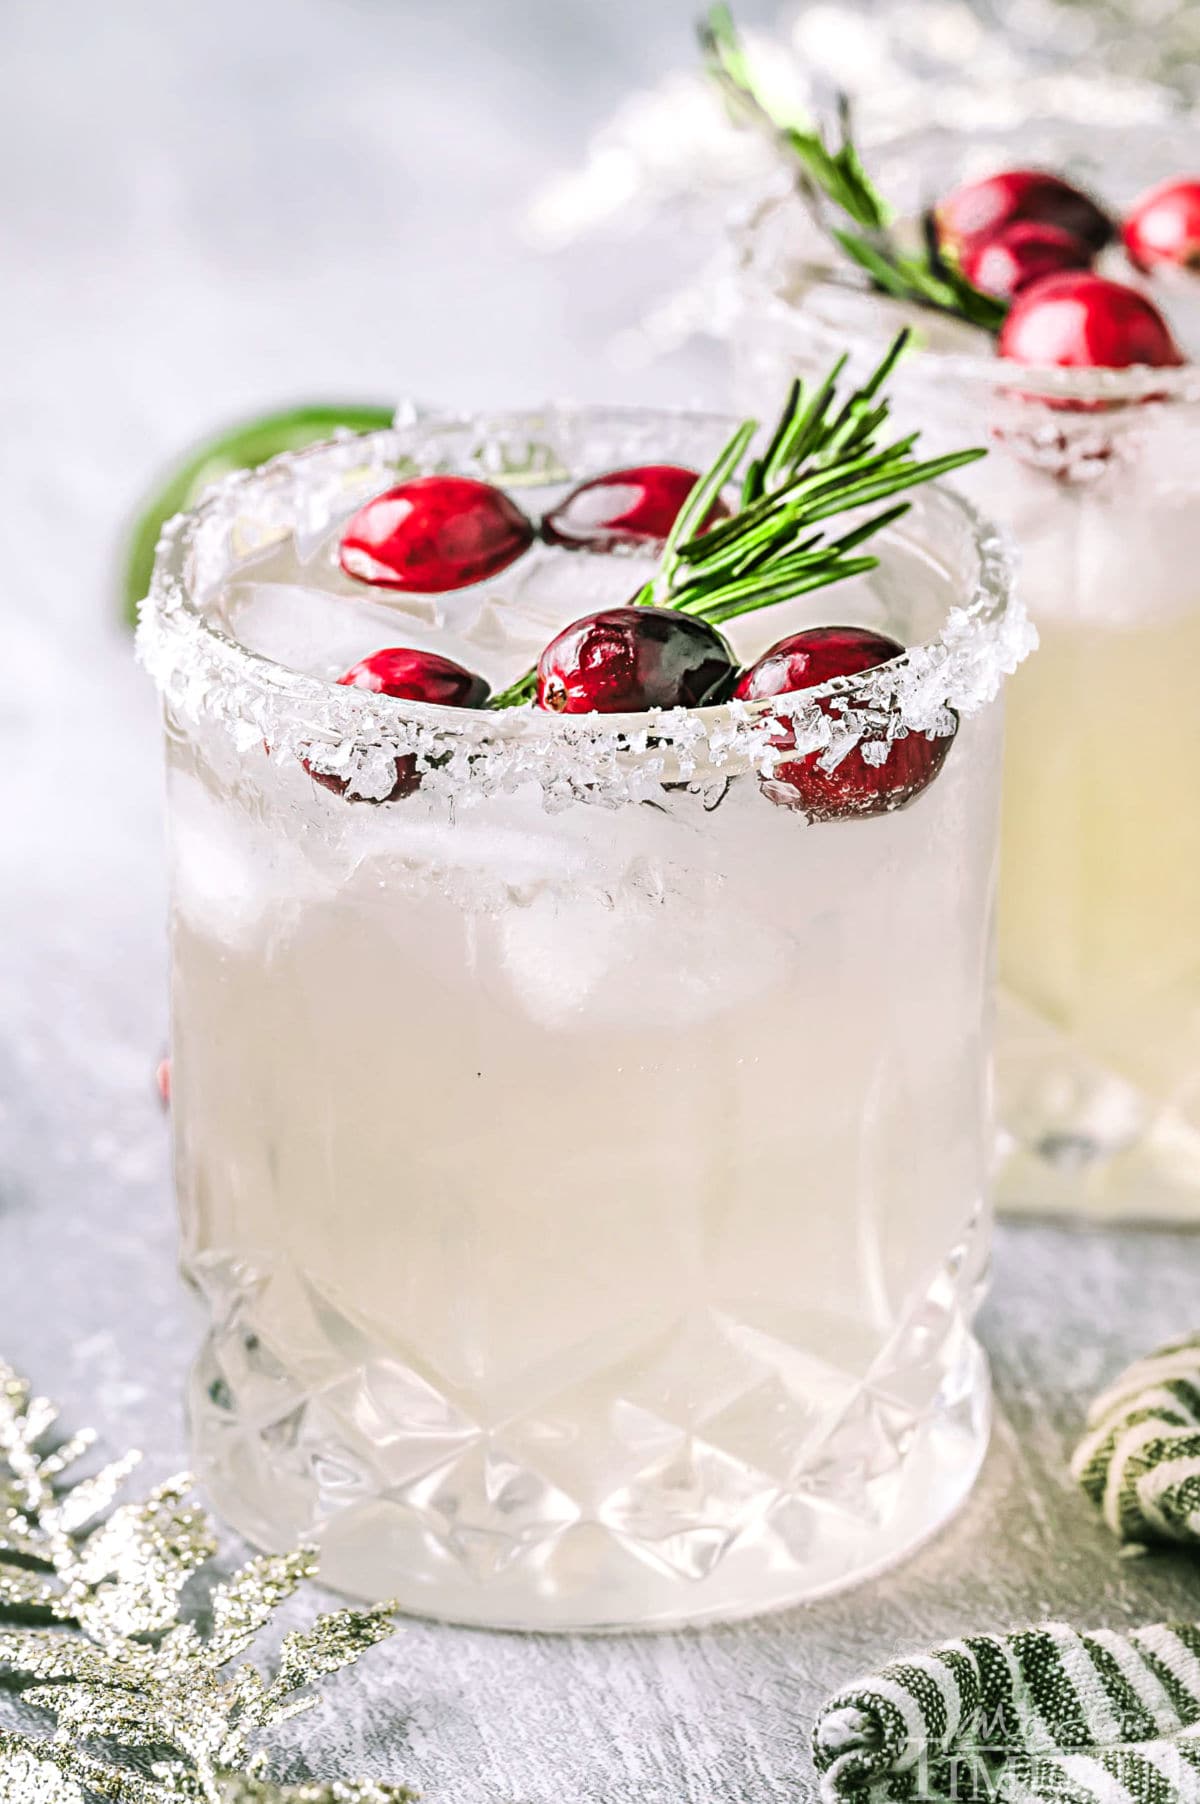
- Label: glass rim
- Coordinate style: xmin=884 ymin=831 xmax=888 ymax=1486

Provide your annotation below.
xmin=736 ymin=203 xmax=1200 ymax=407
xmin=138 ymin=405 xmax=1030 ymax=804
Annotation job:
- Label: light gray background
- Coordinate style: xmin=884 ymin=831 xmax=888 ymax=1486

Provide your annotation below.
xmin=1 ymin=2 xmax=1197 ymax=1799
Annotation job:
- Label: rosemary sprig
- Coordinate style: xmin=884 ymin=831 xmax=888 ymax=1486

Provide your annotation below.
xmin=699 ymin=4 xmax=1006 ymax=334
xmin=488 ymin=332 xmax=985 ymax=709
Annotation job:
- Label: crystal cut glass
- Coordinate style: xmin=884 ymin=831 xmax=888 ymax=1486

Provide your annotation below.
xmin=141 ymin=406 xmax=1022 ymax=1629
xmin=731 ymin=120 xmax=1200 ymax=1225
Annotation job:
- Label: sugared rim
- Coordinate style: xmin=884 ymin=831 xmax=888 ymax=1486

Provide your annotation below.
xmin=137 ymin=406 xmax=1032 ymax=805
xmin=736 ymin=196 xmax=1200 ymax=406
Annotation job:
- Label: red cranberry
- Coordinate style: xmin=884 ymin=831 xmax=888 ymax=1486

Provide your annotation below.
xmin=1123 ymin=177 xmax=1200 ymax=273
xmin=937 ymin=169 xmax=1112 ymax=257
xmin=339 ymin=476 xmax=534 ymax=592
xmin=734 ymin=626 xmax=953 ymax=821
xmin=537 ymin=606 xmax=737 ymax=713
xmin=337 ymin=646 xmax=490 ymax=708
xmin=541 ymin=465 xmax=730 ymax=552
xmin=997 ymin=273 xmax=1184 ymax=368
xmin=156 ymin=1057 xmax=171 ymax=1108
xmin=307 ymin=646 xmax=489 ymax=800
xmin=960 ymin=221 xmax=1092 ymax=300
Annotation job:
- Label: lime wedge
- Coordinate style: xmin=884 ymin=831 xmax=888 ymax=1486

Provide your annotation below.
xmin=122 ymin=402 xmax=395 ymax=625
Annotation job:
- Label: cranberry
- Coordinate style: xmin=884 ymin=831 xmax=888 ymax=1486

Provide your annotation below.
xmin=937 ymin=169 xmax=1112 ymax=257
xmin=156 ymin=1057 xmax=171 ymax=1108
xmin=1123 ymin=177 xmax=1200 ymax=273
xmin=536 ymin=606 xmax=737 ymax=713
xmin=337 ymin=646 xmax=490 ymax=708
xmin=960 ymin=221 xmax=1092 ymax=300
xmin=339 ymin=476 xmax=534 ymax=592
xmin=734 ymin=626 xmax=953 ymax=821
xmin=997 ymin=272 xmax=1184 ymax=368
xmin=307 ymin=646 xmax=489 ymax=800
xmin=541 ymin=464 xmax=730 ymax=552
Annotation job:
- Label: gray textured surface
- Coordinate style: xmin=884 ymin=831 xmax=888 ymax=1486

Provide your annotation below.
xmin=1 ymin=1 xmax=1199 ymax=1799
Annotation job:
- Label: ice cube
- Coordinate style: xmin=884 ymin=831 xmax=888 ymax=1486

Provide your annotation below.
xmin=222 ymin=582 xmax=470 ymax=680
xmin=169 ymin=772 xmax=335 ymax=949
xmin=222 ymin=519 xmax=666 ymax=691
xmin=497 ymin=881 xmax=791 ymax=1031
xmin=350 ymin=812 xmax=596 ymax=908
xmin=235 ymin=516 xmax=450 ymax=613
xmin=449 ymin=541 xmax=662 ymax=665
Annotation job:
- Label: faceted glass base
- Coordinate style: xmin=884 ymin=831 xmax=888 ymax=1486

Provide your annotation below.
xmin=188 ymin=1258 xmax=991 ymax=1632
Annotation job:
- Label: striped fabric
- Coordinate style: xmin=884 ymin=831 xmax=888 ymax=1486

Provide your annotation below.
xmin=812 ymin=1622 xmax=1200 ymax=1803
xmin=1072 ymin=1335 xmax=1200 ymax=1548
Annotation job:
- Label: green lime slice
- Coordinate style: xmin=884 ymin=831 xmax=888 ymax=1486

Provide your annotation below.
xmin=122 ymin=402 xmax=395 ymax=626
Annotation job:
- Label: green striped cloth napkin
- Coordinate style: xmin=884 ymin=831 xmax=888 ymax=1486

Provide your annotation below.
xmin=812 ymin=1621 xmax=1200 ymax=1803
xmin=1072 ymin=1334 xmax=1200 ymax=1548
xmin=812 ymin=1336 xmax=1200 ymax=1801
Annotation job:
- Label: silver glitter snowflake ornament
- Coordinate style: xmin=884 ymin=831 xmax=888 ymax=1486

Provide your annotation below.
xmin=0 ymin=1362 xmax=411 ymax=1803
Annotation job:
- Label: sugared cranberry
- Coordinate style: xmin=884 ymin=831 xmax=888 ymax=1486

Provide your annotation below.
xmin=339 ymin=476 xmax=534 ymax=592
xmin=541 ymin=465 xmax=730 ymax=552
xmin=997 ymin=272 xmax=1184 ymax=368
xmin=960 ymin=221 xmax=1092 ymax=300
xmin=307 ymin=646 xmax=489 ymax=800
xmin=1123 ymin=177 xmax=1200 ymax=273
xmin=937 ymin=169 xmax=1112 ymax=257
xmin=734 ymin=626 xmax=953 ymax=821
xmin=537 ymin=606 xmax=736 ymax=713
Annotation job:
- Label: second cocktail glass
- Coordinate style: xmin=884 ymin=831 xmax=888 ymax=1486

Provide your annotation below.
xmin=733 ymin=145 xmax=1200 ymax=1222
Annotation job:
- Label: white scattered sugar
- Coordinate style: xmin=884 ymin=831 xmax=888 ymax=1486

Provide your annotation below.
xmin=138 ymin=412 xmax=1033 ymax=811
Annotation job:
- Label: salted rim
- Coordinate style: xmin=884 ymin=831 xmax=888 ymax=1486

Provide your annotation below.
xmin=137 ymin=407 xmax=1032 ymax=806
xmin=735 ymin=194 xmax=1200 ymax=407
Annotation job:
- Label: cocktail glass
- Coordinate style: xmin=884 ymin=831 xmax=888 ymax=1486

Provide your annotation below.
xmin=731 ymin=121 xmax=1200 ymax=1222
xmin=141 ymin=405 xmax=1022 ymax=1628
